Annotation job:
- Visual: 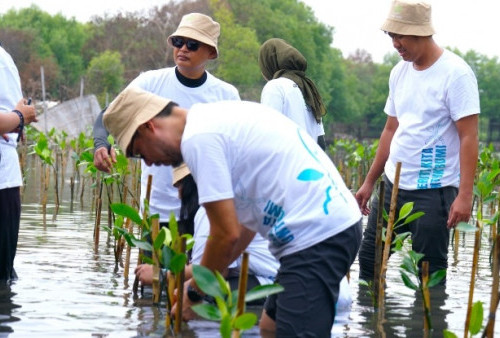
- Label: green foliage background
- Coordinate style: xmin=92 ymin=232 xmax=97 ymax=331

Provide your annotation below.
xmin=1 ymin=0 xmax=499 ymax=142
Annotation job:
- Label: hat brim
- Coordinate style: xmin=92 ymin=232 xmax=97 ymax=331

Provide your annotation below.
xmin=381 ymin=19 xmax=435 ymax=36
xmin=172 ymin=162 xmax=191 ymax=186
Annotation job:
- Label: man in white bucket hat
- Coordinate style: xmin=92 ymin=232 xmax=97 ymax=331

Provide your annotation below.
xmin=355 ymin=0 xmax=480 ymax=283
xmin=102 ymin=86 xmax=362 ymax=337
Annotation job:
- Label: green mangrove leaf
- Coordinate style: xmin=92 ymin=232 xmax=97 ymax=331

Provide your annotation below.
xmin=169 ymin=213 xmax=179 ymax=242
xmin=401 ymin=255 xmax=418 ymax=275
xmin=215 ymin=296 xmax=229 ymax=317
xmin=192 ymin=265 xmax=225 ymax=299
xmin=401 ymin=211 xmax=425 ymax=225
xmin=169 ymin=253 xmax=187 ymax=274
xmin=110 ymin=203 xmax=142 ymax=225
xmin=130 ymin=238 xmax=152 ymax=252
xmin=469 ymin=301 xmax=484 ymax=335
xmin=220 ymin=314 xmax=232 ymax=338
xmin=398 ymin=202 xmax=415 ymax=221
xmin=442 ymin=329 xmax=458 ymax=338
xmin=191 ymin=303 xmax=221 ymax=321
xmin=215 ymin=270 xmax=230 ymax=296
xmin=153 ymin=227 xmax=167 ymax=250
xmin=400 ymin=271 xmax=418 ymax=290
xmin=245 ymin=284 xmax=284 ymax=303
xmin=427 ymin=270 xmax=446 ymax=288
xmin=234 ymin=312 xmax=258 ymax=330
xmin=161 ymin=246 xmax=173 ymax=269
xmin=455 ymin=222 xmax=478 ymax=233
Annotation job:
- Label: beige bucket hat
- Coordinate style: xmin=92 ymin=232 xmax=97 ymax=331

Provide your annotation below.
xmin=381 ymin=0 xmax=435 ymax=36
xmin=172 ymin=162 xmax=191 ymax=186
xmin=167 ymin=13 xmax=220 ymax=57
xmin=103 ymin=87 xmax=171 ymax=154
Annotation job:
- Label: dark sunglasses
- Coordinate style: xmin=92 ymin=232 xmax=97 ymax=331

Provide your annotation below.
xmin=171 ymin=36 xmax=201 ymax=51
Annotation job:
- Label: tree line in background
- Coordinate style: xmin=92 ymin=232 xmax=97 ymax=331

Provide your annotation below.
xmin=1 ymin=0 xmax=499 ymax=142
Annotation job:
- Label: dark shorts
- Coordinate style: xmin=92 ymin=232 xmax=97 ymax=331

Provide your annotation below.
xmin=358 ymin=175 xmax=457 ymax=281
xmin=264 ymin=220 xmax=362 ymax=337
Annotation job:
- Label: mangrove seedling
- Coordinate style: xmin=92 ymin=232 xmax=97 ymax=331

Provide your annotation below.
xmin=191 ymin=264 xmax=284 ymax=338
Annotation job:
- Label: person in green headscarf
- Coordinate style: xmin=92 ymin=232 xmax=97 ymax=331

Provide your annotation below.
xmin=259 ymin=38 xmax=327 ymax=150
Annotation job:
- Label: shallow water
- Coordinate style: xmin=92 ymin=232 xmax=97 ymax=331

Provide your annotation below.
xmin=1 ymin=166 xmax=499 ymax=337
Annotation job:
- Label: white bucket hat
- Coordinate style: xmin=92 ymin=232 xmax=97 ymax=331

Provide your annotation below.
xmin=167 ymin=13 xmax=220 ymax=57
xmin=381 ymin=0 xmax=435 ymax=36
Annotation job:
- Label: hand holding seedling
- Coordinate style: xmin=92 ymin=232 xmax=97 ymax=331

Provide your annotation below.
xmin=94 ymin=146 xmax=116 ymax=173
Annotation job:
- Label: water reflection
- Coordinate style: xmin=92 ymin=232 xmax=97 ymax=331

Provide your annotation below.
xmin=0 ymin=169 xmax=498 ymax=337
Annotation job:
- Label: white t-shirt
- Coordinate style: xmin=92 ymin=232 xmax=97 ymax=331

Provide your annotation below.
xmin=182 ymin=101 xmax=361 ymax=259
xmin=0 ymin=46 xmax=23 ymax=190
xmin=127 ymin=67 xmax=240 ymax=221
xmin=384 ymin=49 xmax=480 ymax=190
xmin=260 ymin=77 xmax=325 ymax=140
xmin=191 ymin=207 xmax=278 ymax=285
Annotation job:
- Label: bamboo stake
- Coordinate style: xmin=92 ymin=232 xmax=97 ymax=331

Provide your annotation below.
xmin=174 ymin=238 xmax=187 ymax=335
xmin=232 ymin=252 xmax=250 ymax=338
xmin=377 ymin=162 xmax=402 ymax=312
xmin=373 ymin=180 xmax=385 ymax=307
xmin=483 ymin=235 xmax=499 ymax=337
xmin=133 ymin=174 xmax=153 ymax=295
xmin=152 ymin=218 xmax=161 ymax=304
xmin=464 ymin=220 xmax=482 ymax=337
xmin=94 ymin=179 xmax=103 ymax=251
xmin=421 ymin=261 xmax=432 ymax=332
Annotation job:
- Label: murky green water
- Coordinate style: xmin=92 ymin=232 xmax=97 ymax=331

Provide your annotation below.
xmin=1 ymin=160 xmax=499 ymax=337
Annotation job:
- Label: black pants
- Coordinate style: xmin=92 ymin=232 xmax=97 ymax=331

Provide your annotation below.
xmin=358 ymin=176 xmax=457 ymax=281
xmin=0 ymin=187 xmax=21 ymax=282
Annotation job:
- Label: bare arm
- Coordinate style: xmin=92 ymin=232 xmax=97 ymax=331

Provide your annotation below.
xmin=355 ymin=116 xmax=398 ymax=215
xmin=447 ymin=114 xmax=479 ymax=228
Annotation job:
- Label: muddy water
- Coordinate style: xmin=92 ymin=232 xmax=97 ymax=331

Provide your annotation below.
xmin=1 ymin=167 xmax=499 ymax=337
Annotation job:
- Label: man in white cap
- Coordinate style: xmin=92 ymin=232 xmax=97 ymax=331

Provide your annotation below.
xmin=102 ymin=86 xmax=362 ymax=336
xmin=355 ymin=0 xmax=480 ymax=283
xmin=92 ymin=12 xmax=240 ymax=266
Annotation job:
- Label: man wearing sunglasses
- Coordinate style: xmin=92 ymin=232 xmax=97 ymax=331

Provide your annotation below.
xmin=92 ymin=12 xmax=240 ymax=272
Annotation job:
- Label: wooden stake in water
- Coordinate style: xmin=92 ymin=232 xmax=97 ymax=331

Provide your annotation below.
xmin=152 ymin=218 xmax=161 ymax=304
xmin=233 ymin=252 xmax=250 ymax=338
xmin=464 ymin=220 xmax=481 ymax=337
xmin=421 ymin=261 xmax=432 ymax=332
xmin=483 ymin=236 xmax=499 ymax=338
xmin=377 ymin=162 xmax=402 ymax=311
xmin=174 ymin=237 xmax=187 ymax=335
xmin=373 ymin=180 xmax=385 ymax=307
xmin=133 ymin=174 xmax=153 ymax=295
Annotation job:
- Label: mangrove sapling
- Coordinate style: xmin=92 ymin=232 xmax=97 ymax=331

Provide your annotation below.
xmin=398 ymin=248 xmax=446 ymax=331
xmin=109 ymin=203 xmax=193 ymax=331
xmin=191 ymin=264 xmax=284 ymax=338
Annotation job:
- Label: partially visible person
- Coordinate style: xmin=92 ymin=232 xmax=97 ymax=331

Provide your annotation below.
xmin=103 ymin=87 xmax=362 ymax=336
xmin=355 ymin=0 xmax=480 ymax=283
xmin=135 ymin=163 xmax=279 ymax=305
xmin=0 ymin=43 xmax=37 ymax=284
xmin=92 ymin=12 xmax=240 ymax=261
xmin=258 ymin=38 xmax=327 ymax=150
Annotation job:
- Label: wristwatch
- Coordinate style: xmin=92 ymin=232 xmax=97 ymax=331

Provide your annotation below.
xmin=187 ymin=284 xmax=204 ymax=302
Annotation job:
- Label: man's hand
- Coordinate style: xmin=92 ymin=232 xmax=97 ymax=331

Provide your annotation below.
xmin=94 ymin=146 xmax=116 ymax=173
xmin=134 ymin=264 xmax=153 ymax=285
xmin=171 ymin=279 xmax=201 ymax=322
xmin=447 ymin=193 xmax=472 ymax=229
xmin=355 ymin=182 xmax=374 ymax=216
